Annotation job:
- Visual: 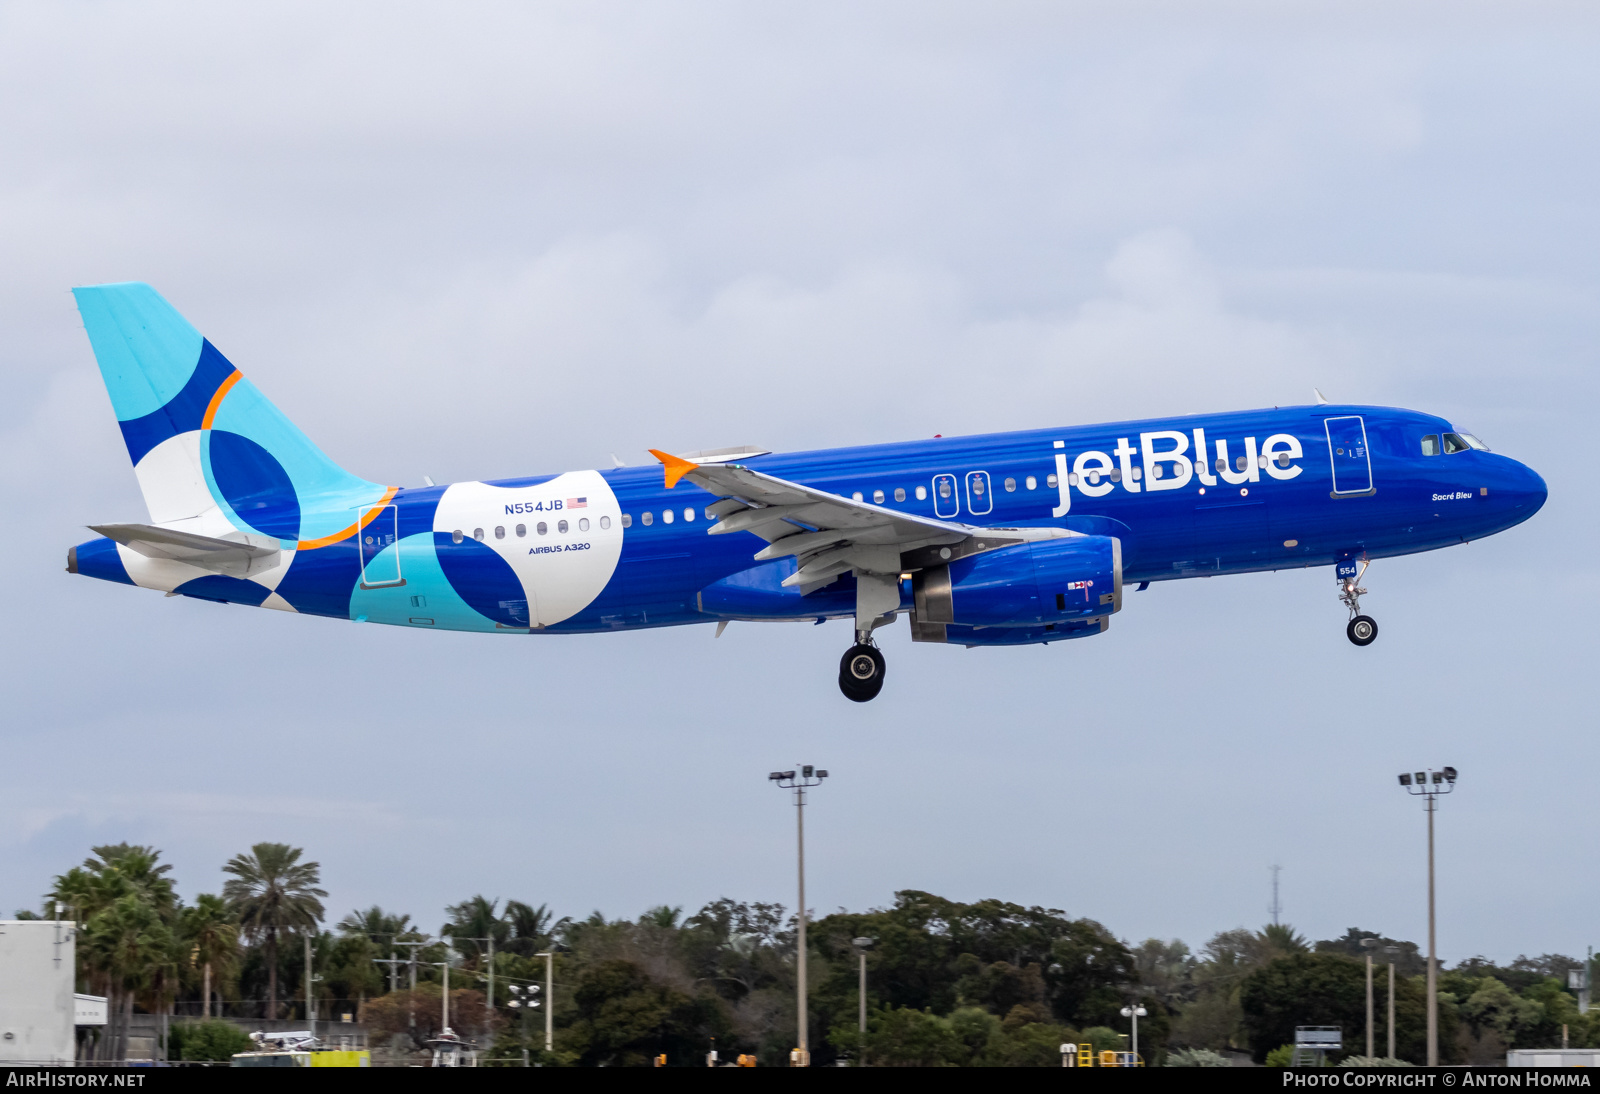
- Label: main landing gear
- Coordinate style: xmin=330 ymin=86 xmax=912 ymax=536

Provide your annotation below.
xmin=1338 ymin=556 xmax=1378 ymax=647
xmin=839 ymin=634 xmax=886 ymax=702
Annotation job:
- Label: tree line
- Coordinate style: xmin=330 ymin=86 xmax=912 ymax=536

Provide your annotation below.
xmin=21 ymin=843 xmax=1594 ymax=1065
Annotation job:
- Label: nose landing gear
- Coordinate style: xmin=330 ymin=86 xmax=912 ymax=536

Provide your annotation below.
xmin=1338 ymin=556 xmax=1378 ymax=646
xmin=839 ymin=632 xmax=886 ymax=702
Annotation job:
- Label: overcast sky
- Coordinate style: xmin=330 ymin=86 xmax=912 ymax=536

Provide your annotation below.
xmin=2 ymin=2 xmax=1596 ymax=964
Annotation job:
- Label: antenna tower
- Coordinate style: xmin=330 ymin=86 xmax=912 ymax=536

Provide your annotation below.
xmin=1269 ymin=865 xmax=1283 ymax=926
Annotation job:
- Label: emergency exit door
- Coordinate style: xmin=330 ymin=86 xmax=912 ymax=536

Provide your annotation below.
xmin=358 ymin=505 xmax=404 ymax=588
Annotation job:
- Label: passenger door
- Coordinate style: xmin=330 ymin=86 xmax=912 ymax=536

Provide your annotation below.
xmin=1324 ymin=416 xmax=1374 ymax=496
xmin=932 ymin=474 xmax=959 ymax=518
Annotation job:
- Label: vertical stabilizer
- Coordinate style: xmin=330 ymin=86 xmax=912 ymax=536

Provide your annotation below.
xmin=73 ymin=282 xmax=391 ymax=545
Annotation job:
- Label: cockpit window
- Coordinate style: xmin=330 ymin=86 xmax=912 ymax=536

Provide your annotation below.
xmin=1442 ymin=433 xmax=1470 ymax=454
xmin=1421 ymin=434 xmax=1440 ymax=456
xmin=1460 ymin=433 xmax=1490 ymax=451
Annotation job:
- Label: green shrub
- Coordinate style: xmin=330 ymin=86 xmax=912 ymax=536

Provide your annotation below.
xmin=1167 ymin=1047 xmax=1232 ymax=1066
xmin=1264 ymin=1043 xmax=1295 ymax=1067
xmin=168 ymin=1019 xmax=253 ymax=1062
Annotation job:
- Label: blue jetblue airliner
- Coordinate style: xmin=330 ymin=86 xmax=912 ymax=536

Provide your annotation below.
xmin=67 ymin=283 xmax=1547 ymax=701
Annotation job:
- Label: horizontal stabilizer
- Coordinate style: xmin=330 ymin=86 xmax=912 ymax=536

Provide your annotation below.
xmin=89 ymin=523 xmax=282 ymax=579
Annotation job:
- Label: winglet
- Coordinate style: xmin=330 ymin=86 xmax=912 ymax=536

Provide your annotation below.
xmin=648 ymin=449 xmax=698 ymax=489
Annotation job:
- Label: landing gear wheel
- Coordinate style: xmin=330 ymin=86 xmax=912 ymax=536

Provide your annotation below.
xmin=838 ymin=643 xmax=886 ymax=702
xmin=1347 ymin=615 xmax=1378 ymax=646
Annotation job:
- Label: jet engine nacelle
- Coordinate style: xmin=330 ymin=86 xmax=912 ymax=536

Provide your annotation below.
xmin=912 ymin=535 xmax=1121 ymax=628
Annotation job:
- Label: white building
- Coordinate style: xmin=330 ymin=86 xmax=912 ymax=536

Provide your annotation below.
xmin=0 ymin=920 xmax=95 ymax=1065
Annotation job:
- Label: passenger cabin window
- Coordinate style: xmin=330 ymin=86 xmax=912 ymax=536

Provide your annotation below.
xmin=642 ymin=511 xmax=654 ymax=526
xmin=894 ymin=488 xmax=905 ymax=502
xmin=619 ymin=514 xmax=632 ymax=528
xmin=536 ymin=521 xmax=548 ymax=535
xmin=516 ymin=524 xmax=526 ymax=537
xmin=852 ymin=491 xmax=864 ymax=502
xmin=873 ymin=489 xmax=885 ymax=503
xmin=1442 ymin=433 xmax=1470 ymax=454
xmin=495 ymin=526 xmax=505 ymax=539
xmin=1025 ymin=475 xmax=1037 ymax=490
xmin=558 ymin=519 xmax=569 ymax=533
xmin=1421 ymin=434 xmax=1440 ymax=456
xmin=579 ymin=517 xmax=590 ymax=531
xmin=600 ymin=515 xmax=612 ymax=529
xmin=1004 ymin=477 xmax=1016 ymax=491
xmin=1047 ymin=474 xmax=1058 ymax=488
xmin=473 ymin=528 xmax=484 ymax=541
xmin=663 ymin=509 xmax=674 ymax=524
xmin=452 ymin=529 xmax=463 ymax=544
xmin=915 ymin=485 xmax=927 ymax=500
xmin=1275 ymin=453 xmax=1291 ymax=467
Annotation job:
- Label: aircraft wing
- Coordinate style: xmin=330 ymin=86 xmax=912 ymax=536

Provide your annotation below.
xmin=649 ymin=450 xmax=1062 ymax=593
xmin=89 ymin=523 xmax=283 ymax=579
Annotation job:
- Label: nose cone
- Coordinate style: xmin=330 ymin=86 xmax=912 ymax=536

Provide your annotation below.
xmin=1494 ymin=456 xmax=1547 ymax=528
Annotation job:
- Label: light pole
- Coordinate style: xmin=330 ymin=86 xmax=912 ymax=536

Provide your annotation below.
xmin=508 ymin=983 xmax=541 ymax=1066
xmin=852 ymin=937 xmax=874 ymax=1065
xmin=1360 ymin=937 xmax=1378 ymax=1057
xmin=433 ymin=962 xmax=451 ymax=1032
xmin=1399 ymin=765 xmax=1457 ymax=1067
xmin=535 ymin=952 xmax=553 ymax=1054
xmin=769 ymin=766 xmax=828 ymax=1067
xmin=1120 ymin=1002 xmax=1147 ymax=1062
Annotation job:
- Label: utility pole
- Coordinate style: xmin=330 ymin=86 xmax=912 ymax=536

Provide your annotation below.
xmin=304 ymin=934 xmax=319 ymax=1039
xmin=769 ymin=766 xmax=828 ymax=1067
xmin=535 ymin=952 xmax=554 ymax=1053
xmin=395 ymin=940 xmax=428 ymax=1043
xmin=1269 ymin=865 xmax=1282 ymax=926
xmin=374 ymin=953 xmax=404 ymax=995
xmin=1398 ymin=766 xmax=1457 ymax=1067
xmin=456 ymin=935 xmax=497 ymax=1028
xmin=1387 ymin=949 xmax=1397 ymax=1059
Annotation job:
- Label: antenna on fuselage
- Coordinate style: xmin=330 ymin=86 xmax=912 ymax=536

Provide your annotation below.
xmin=611 ymin=453 xmax=628 ymax=468
xmin=1313 ymin=388 xmax=1330 ymax=405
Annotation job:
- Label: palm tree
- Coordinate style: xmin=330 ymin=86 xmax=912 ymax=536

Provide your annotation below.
xmin=222 ymin=843 xmax=326 ymax=1018
xmin=84 ymin=894 xmax=175 ymax=1060
xmin=442 ymin=895 xmax=507 ymax=962
xmin=183 ymin=894 xmax=238 ymax=1018
xmin=337 ymin=906 xmax=415 ymax=943
xmin=83 ymin=844 xmax=177 ymax=916
xmin=502 ymin=901 xmax=562 ymax=957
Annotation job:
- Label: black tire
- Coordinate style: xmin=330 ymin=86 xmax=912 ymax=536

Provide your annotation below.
xmin=1347 ymin=615 xmax=1378 ymax=646
xmin=838 ymin=644 xmax=886 ymax=702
